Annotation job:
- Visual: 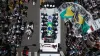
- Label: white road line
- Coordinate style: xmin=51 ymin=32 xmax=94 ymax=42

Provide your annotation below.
xmin=60 ymin=51 xmax=65 ymax=56
xmin=34 ymin=52 xmax=37 ymax=56
xmin=16 ymin=52 xmax=18 ymax=56
xmin=28 ymin=52 xmax=31 ymax=56
xmin=21 ymin=52 xmax=23 ymax=56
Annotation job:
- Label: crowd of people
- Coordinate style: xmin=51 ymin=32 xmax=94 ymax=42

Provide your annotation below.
xmin=0 ymin=0 xmax=34 ymax=56
xmin=64 ymin=20 xmax=100 ymax=56
xmin=40 ymin=0 xmax=100 ymax=56
xmin=84 ymin=29 xmax=100 ymax=56
xmin=81 ymin=0 xmax=100 ymax=20
xmin=64 ymin=20 xmax=86 ymax=56
xmin=56 ymin=0 xmax=100 ymax=55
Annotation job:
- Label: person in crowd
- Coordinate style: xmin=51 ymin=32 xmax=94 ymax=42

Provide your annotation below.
xmin=28 ymin=0 xmax=30 ymax=2
xmin=22 ymin=9 xmax=27 ymax=17
xmin=0 ymin=0 xmax=34 ymax=55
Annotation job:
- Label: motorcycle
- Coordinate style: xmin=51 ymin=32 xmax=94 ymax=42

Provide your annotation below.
xmin=26 ymin=22 xmax=34 ymax=40
xmin=32 ymin=0 xmax=37 ymax=5
xmin=26 ymin=28 xmax=32 ymax=40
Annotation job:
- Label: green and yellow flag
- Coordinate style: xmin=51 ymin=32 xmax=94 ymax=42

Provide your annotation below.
xmin=64 ymin=6 xmax=74 ymax=17
xmin=47 ymin=22 xmax=52 ymax=27
xmin=78 ymin=14 xmax=84 ymax=24
xmin=81 ymin=22 xmax=90 ymax=35
xmin=77 ymin=14 xmax=90 ymax=34
xmin=60 ymin=6 xmax=74 ymax=20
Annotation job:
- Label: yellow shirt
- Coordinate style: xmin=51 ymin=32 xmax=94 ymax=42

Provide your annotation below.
xmin=20 ymin=1 xmax=23 ymax=5
xmin=9 ymin=6 xmax=13 ymax=10
xmin=16 ymin=1 xmax=19 ymax=4
xmin=9 ymin=3 xmax=13 ymax=10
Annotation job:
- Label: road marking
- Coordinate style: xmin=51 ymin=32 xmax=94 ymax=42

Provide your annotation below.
xmin=34 ymin=52 xmax=37 ymax=56
xmin=21 ymin=52 xmax=23 ymax=56
xmin=28 ymin=52 xmax=31 ymax=56
xmin=60 ymin=51 xmax=65 ymax=56
xmin=16 ymin=52 xmax=18 ymax=56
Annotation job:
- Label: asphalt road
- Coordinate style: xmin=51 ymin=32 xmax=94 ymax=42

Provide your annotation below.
xmin=60 ymin=19 xmax=67 ymax=54
xmin=17 ymin=0 xmax=40 ymax=56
